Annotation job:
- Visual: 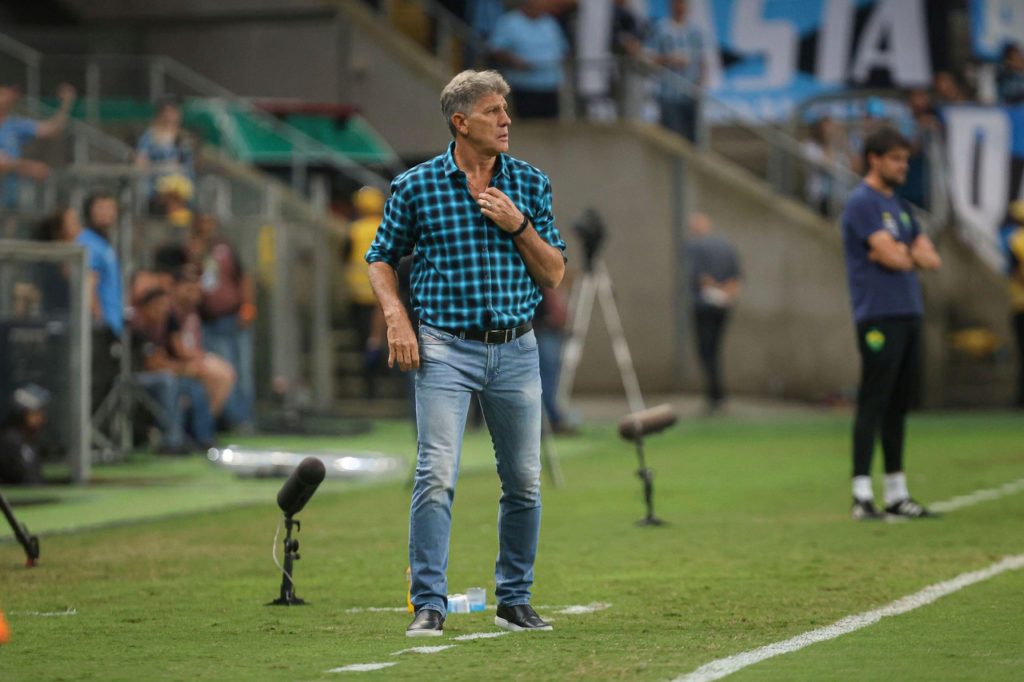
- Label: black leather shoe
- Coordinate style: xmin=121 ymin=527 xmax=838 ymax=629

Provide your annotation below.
xmin=495 ymin=603 xmax=553 ymax=632
xmin=406 ymin=608 xmax=445 ymax=637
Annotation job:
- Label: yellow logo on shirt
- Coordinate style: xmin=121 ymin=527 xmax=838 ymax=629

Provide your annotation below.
xmin=865 ymin=328 xmax=886 ymax=352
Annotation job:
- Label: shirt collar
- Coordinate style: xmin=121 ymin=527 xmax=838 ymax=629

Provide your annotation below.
xmin=443 ymin=141 xmax=509 ymax=180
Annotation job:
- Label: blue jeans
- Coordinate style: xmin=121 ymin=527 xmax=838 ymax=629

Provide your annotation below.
xmin=410 ymin=324 xmax=543 ymax=614
xmin=202 ymin=314 xmax=254 ymax=425
xmin=134 ymin=372 xmax=214 ymax=448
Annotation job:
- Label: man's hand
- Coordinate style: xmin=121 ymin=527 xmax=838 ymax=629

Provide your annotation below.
xmin=386 ymin=315 xmax=419 ymax=372
xmin=478 ymin=187 xmax=525 ymax=233
xmin=16 ymin=159 xmax=50 ymax=181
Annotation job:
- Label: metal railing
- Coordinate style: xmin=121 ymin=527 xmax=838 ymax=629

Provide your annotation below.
xmin=0 ymin=31 xmax=401 ymax=192
xmin=0 ymin=239 xmax=90 ymax=482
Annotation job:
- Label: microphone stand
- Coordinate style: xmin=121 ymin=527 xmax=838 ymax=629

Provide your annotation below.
xmin=0 ymin=489 xmax=40 ymax=566
xmin=632 ymin=435 xmax=664 ymax=527
xmin=268 ymin=514 xmax=306 ymax=605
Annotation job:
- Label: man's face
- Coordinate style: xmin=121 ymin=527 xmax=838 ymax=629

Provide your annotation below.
xmin=458 ymin=93 xmax=511 ymax=155
xmin=89 ymin=198 xmax=118 ymax=230
xmin=141 ymin=295 xmax=170 ymax=324
xmin=871 ymin=147 xmax=909 ymax=188
xmin=0 ymin=86 xmax=18 ymax=117
xmin=672 ymin=0 xmax=688 ymax=21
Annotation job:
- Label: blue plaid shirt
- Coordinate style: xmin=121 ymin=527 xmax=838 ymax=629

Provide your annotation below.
xmin=366 ymin=142 xmax=566 ymax=330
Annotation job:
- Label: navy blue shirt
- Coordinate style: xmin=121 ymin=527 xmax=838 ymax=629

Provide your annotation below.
xmin=841 ymin=182 xmax=923 ymax=324
xmin=366 ymin=142 xmax=566 ymax=330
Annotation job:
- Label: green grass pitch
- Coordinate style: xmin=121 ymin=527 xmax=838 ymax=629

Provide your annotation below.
xmin=0 ymin=411 xmax=1022 ymax=680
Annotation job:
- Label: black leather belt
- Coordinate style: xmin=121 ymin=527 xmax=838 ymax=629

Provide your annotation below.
xmin=435 ymin=321 xmax=533 ymax=344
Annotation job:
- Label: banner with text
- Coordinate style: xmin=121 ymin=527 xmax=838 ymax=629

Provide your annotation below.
xmin=942 ymin=104 xmax=1024 ymax=270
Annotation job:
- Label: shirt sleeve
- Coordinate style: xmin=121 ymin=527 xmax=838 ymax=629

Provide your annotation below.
xmin=489 ymin=16 xmax=514 ymax=51
xmin=843 ymin=194 xmax=882 ymax=245
xmin=365 ymin=178 xmax=416 ymax=269
xmin=530 ymin=174 xmax=567 ymax=259
xmin=12 ymin=117 xmax=39 ymax=142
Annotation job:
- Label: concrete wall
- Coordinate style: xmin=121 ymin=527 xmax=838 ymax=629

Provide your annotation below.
xmin=513 ymin=121 xmax=860 ymax=400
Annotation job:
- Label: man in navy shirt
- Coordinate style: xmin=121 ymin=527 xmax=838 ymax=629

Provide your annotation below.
xmin=367 ymin=70 xmax=565 ymax=636
xmin=841 ymin=127 xmax=942 ymax=521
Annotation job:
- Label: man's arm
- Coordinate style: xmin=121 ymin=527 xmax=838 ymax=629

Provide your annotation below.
xmin=867 ymin=231 xmax=915 ymax=272
xmin=34 ymin=84 xmax=76 ymax=139
xmin=479 ymin=187 xmax=565 ymax=289
xmin=910 ymin=234 xmax=942 ymax=270
xmin=368 ymin=261 xmax=419 ymax=372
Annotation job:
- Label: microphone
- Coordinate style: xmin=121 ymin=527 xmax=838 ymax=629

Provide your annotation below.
xmin=618 ymin=403 xmax=678 ymax=442
xmin=276 ymin=457 xmax=326 ymax=517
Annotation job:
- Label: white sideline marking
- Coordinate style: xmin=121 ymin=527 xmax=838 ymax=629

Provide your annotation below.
xmin=10 ymin=608 xmax=77 ymax=617
xmin=453 ymin=631 xmax=509 ymax=641
xmin=392 ymin=645 xmax=454 ymax=655
xmin=556 ymin=602 xmax=611 ymax=615
xmin=327 ymin=662 xmax=398 ymax=673
xmin=673 ymin=554 xmax=1024 ymax=682
xmin=931 ymin=478 xmax=1024 ymax=513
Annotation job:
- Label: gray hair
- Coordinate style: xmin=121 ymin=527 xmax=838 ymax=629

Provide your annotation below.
xmin=440 ymin=70 xmax=510 ymax=138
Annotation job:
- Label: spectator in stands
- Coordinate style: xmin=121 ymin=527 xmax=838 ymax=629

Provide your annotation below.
xmin=187 ymin=213 xmax=255 ymax=429
xmin=131 ymin=286 xmax=215 ymax=451
xmin=1005 ymin=202 xmax=1024 ymax=408
xmin=32 ymin=206 xmax=81 ymax=313
xmin=997 ymin=43 xmax=1024 ymax=104
xmin=78 ymin=192 xmax=124 ymax=412
xmin=802 ymin=117 xmax=845 ymax=216
xmin=648 ymin=0 xmax=705 ymax=142
xmin=612 ymin=0 xmax=646 ymax=58
xmin=0 ymin=83 xmax=76 ymax=210
xmin=135 ymin=96 xmax=196 ymax=209
xmin=933 ymin=70 xmax=969 ymax=105
xmin=489 ymin=0 xmax=570 ymax=118
xmin=0 ymin=384 xmax=49 ymax=485
xmin=344 ymin=186 xmax=387 ymax=398
xmin=685 ymin=213 xmax=741 ymax=413
xmin=900 ymin=88 xmax=941 ymax=209
xmin=464 ymin=0 xmax=506 ymax=66
xmin=170 ymin=264 xmax=237 ymax=420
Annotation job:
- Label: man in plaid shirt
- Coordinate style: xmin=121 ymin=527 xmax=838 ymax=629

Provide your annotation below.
xmin=367 ymin=70 xmax=566 ymax=637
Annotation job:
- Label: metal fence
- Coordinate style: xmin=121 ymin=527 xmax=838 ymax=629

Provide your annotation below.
xmin=0 ymin=239 xmax=90 ymax=482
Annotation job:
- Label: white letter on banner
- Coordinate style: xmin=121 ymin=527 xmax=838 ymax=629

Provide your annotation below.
xmin=729 ymin=0 xmax=797 ymax=91
xmin=817 ymin=0 xmax=854 ymax=85
xmin=850 ymin=0 xmax=931 ymax=86
xmin=944 ymin=107 xmax=1009 ymax=258
xmin=979 ymin=0 xmax=1024 ymax=61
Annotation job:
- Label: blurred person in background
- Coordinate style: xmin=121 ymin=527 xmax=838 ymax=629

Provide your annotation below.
xmin=187 ymin=213 xmax=255 ymax=429
xmin=534 ymin=285 xmax=575 ymax=433
xmin=0 ymin=384 xmax=49 ymax=485
xmin=33 ymin=206 xmax=81 ymax=312
xmin=343 ymin=186 xmax=387 ymax=398
xmin=649 ymin=0 xmax=705 ymax=141
xmin=933 ymin=70 xmax=969 ymax=106
xmin=135 ymin=97 xmax=195 ymax=210
xmin=684 ymin=213 xmax=740 ymax=413
xmin=0 ymin=83 xmax=76 ymax=210
xmin=131 ymin=287 xmax=215 ymax=452
xmin=78 ymin=192 xmax=124 ymax=413
xmin=996 ymin=43 xmax=1024 ymax=104
xmin=1004 ymin=202 xmax=1024 ymax=408
xmin=900 ymin=88 xmax=941 ymax=209
xmin=489 ymin=0 xmax=570 ymax=119
xmin=170 ymin=264 xmax=236 ymax=420
xmin=841 ymin=127 xmax=942 ymax=521
xmin=802 ymin=117 xmax=846 ymax=217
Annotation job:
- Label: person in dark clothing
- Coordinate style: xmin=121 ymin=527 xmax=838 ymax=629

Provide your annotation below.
xmin=840 ymin=127 xmax=942 ymax=521
xmin=0 ymin=384 xmax=49 ymax=485
xmin=684 ymin=213 xmax=740 ymax=412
